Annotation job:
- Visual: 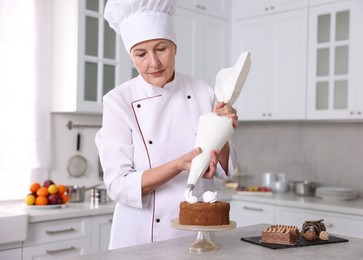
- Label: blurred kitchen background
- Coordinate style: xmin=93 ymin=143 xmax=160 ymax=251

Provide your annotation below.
xmin=1 ymin=0 xmax=362 ymax=201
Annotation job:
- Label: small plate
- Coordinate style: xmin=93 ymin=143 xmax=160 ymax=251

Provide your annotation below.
xmin=26 ymin=204 xmax=68 ymax=209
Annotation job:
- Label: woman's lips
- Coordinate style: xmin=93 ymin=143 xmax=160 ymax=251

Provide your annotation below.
xmin=150 ymin=70 xmax=164 ymax=77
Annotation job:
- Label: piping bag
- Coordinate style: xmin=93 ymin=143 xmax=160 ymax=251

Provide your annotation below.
xmin=185 ymin=52 xmax=251 ymax=203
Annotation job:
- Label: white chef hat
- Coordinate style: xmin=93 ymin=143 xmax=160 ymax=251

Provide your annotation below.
xmin=104 ymin=0 xmax=177 ymax=53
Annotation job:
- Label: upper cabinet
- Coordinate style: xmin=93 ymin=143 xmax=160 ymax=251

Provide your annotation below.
xmin=177 ymin=0 xmax=230 ymax=19
xmin=232 ymin=2 xmax=308 ymax=120
xmin=52 ymin=0 xmax=132 ymax=114
xmin=307 ymin=0 xmax=363 ymax=119
xmin=233 ymin=0 xmax=308 ymax=19
xmin=174 ymin=3 xmax=230 ymax=87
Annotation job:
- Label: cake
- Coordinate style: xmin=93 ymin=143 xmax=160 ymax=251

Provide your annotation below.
xmin=179 ymin=201 xmax=230 ymax=226
xmin=301 ymin=219 xmax=329 ymax=241
xmin=260 ymin=225 xmax=299 ymax=245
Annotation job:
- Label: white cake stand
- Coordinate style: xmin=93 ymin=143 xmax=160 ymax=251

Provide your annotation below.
xmin=170 ymin=218 xmax=236 ymax=252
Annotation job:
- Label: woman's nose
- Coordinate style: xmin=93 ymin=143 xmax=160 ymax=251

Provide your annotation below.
xmin=149 ymin=53 xmax=161 ymax=68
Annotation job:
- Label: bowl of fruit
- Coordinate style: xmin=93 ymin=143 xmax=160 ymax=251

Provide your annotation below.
xmin=24 ymin=180 xmax=69 ymax=208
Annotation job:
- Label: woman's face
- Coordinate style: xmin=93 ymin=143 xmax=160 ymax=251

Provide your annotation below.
xmin=130 ymin=39 xmax=176 ymax=87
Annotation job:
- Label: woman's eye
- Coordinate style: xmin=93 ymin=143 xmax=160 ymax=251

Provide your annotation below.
xmin=136 ymin=53 xmax=146 ymax=58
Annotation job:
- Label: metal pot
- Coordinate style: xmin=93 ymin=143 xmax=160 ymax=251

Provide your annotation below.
xmin=293 ymin=181 xmax=317 ymax=196
xmin=66 ymin=184 xmax=102 ymax=202
xmin=90 ymin=188 xmax=109 ymax=204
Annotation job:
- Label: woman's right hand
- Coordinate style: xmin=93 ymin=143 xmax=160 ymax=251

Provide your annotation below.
xmin=175 ymin=147 xmax=201 ymax=172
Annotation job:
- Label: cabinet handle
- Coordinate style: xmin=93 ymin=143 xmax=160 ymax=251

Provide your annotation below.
xmin=264 ymin=7 xmax=269 ymax=11
xmin=46 ymin=227 xmax=75 ymax=235
xmin=196 ymin=4 xmax=206 ymax=10
xmin=358 ymin=111 xmax=362 ymax=115
xmin=270 ymin=6 xmax=274 ymax=10
xmin=108 ymin=219 xmax=113 ymax=223
xmin=350 ymin=111 xmax=354 ymax=115
xmin=243 ymin=206 xmax=264 ymax=212
xmin=46 ymin=246 xmax=75 ymax=254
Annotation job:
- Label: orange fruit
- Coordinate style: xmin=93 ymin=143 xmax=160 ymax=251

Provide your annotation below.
xmin=35 ymin=196 xmax=48 ymax=206
xmin=29 ymin=182 xmax=41 ymax=193
xmin=57 ymin=184 xmax=67 ymax=194
xmin=37 ymin=187 xmax=49 ymax=197
xmin=60 ymin=193 xmax=69 ymax=204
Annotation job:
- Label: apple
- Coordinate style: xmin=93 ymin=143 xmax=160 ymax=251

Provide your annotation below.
xmin=43 ymin=180 xmax=55 ymax=188
xmin=48 ymin=194 xmax=62 ymax=204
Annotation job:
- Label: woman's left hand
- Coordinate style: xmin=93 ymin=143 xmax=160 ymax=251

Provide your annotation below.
xmin=213 ymin=102 xmax=239 ymax=128
xmin=202 ymin=150 xmax=219 ymax=179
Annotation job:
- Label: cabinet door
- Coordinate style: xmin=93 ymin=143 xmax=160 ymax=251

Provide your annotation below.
xmin=268 ymin=9 xmax=307 ymax=120
xmin=275 ymin=206 xmax=363 ymax=239
xmin=177 ymin=0 xmax=229 ymax=19
xmin=174 ymin=8 xmax=199 ymax=78
xmin=307 ymin=1 xmax=363 ymax=119
xmin=174 ymin=8 xmax=229 ymax=87
xmin=91 ymin=214 xmax=113 ymax=253
xmin=24 ymin=217 xmax=91 ymax=246
xmin=0 ymin=248 xmax=21 ymax=260
xmin=233 ymin=0 xmax=308 ymax=20
xmin=52 ymin=0 xmax=130 ymax=114
xmin=232 ymin=16 xmax=270 ymax=120
xmin=233 ymin=9 xmax=307 ymax=120
xmin=22 ymin=238 xmax=91 ymax=260
xmin=230 ymin=200 xmax=275 ymax=227
xmin=196 ymin=15 xmax=229 ymax=87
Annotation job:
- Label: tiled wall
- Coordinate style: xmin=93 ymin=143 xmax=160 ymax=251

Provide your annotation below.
xmin=232 ymin=122 xmax=363 ymax=197
xmin=51 ymin=114 xmax=363 ymax=198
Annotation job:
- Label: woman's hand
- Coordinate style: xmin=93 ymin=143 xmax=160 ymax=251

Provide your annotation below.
xmin=213 ymin=102 xmax=239 ymax=128
xmin=202 ymin=150 xmax=219 ymax=179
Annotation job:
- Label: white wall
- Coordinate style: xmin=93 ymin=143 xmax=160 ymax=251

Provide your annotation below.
xmin=50 ymin=113 xmax=103 ymax=192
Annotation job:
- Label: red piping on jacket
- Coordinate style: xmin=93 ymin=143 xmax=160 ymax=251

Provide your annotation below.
xmin=131 ymin=95 xmax=162 ymax=243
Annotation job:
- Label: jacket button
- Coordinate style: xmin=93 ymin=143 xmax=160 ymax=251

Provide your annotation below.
xmin=156 ymin=218 xmax=160 ymax=223
xmin=137 ymin=104 xmax=141 ymax=108
xmin=187 ymin=95 xmax=191 ymax=99
xmin=149 ymin=140 xmax=153 ymax=144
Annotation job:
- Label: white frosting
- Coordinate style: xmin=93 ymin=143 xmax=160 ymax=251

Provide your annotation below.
xmin=184 ymin=188 xmax=197 ymax=204
xmin=203 ymin=191 xmax=217 ymax=203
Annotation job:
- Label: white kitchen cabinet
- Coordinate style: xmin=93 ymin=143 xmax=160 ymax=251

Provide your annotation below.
xmin=174 ymin=7 xmax=230 ymax=87
xmin=0 ymin=248 xmax=22 ymax=260
xmin=177 ymin=0 xmax=230 ymax=19
xmin=233 ymin=0 xmax=308 ymax=20
xmin=232 ymin=8 xmax=307 ymax=120
xmin=52 ymin=0 xmax=132 ymax=114
xmin=275 ymin=206 xmax=363 ymax=238
xmin=23 ymin=217 xmax=92 ymax=260
xmin=22 ymin=238 xmax=91 ymax=260
xmin=91 ymin=214 xmax=113 ymax=253
xmin=230 ymin=200 xmax=275 ymax=227
xmin=307 ymin=0 xmax=363 ymax=120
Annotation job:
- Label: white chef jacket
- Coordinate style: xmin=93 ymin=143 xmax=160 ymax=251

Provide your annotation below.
xmin=95 ymin=72 xmax=237 ymax=249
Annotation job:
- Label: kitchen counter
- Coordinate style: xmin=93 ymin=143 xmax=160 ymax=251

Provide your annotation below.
xmin=232 ymin=192 xmax=363 ymax=216
xmin=0 ymin=200 xmax=115 ymax=223
xmin=69 ymin=224 xmax=363 ymax=260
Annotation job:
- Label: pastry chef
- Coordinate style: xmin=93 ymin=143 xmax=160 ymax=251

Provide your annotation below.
xmin=96 ymin=0 xmax=239 ymax=249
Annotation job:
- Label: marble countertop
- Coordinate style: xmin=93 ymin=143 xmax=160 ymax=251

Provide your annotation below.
xmin=1 ymin=189 xmax=362 ymax=223
xmin=0 ymin=200 xmax=115 ymax=223
xmin=68 ymin=224 xmax=363 ymax=260
xmin=231 ymin=192 xmax=363 ymax=216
